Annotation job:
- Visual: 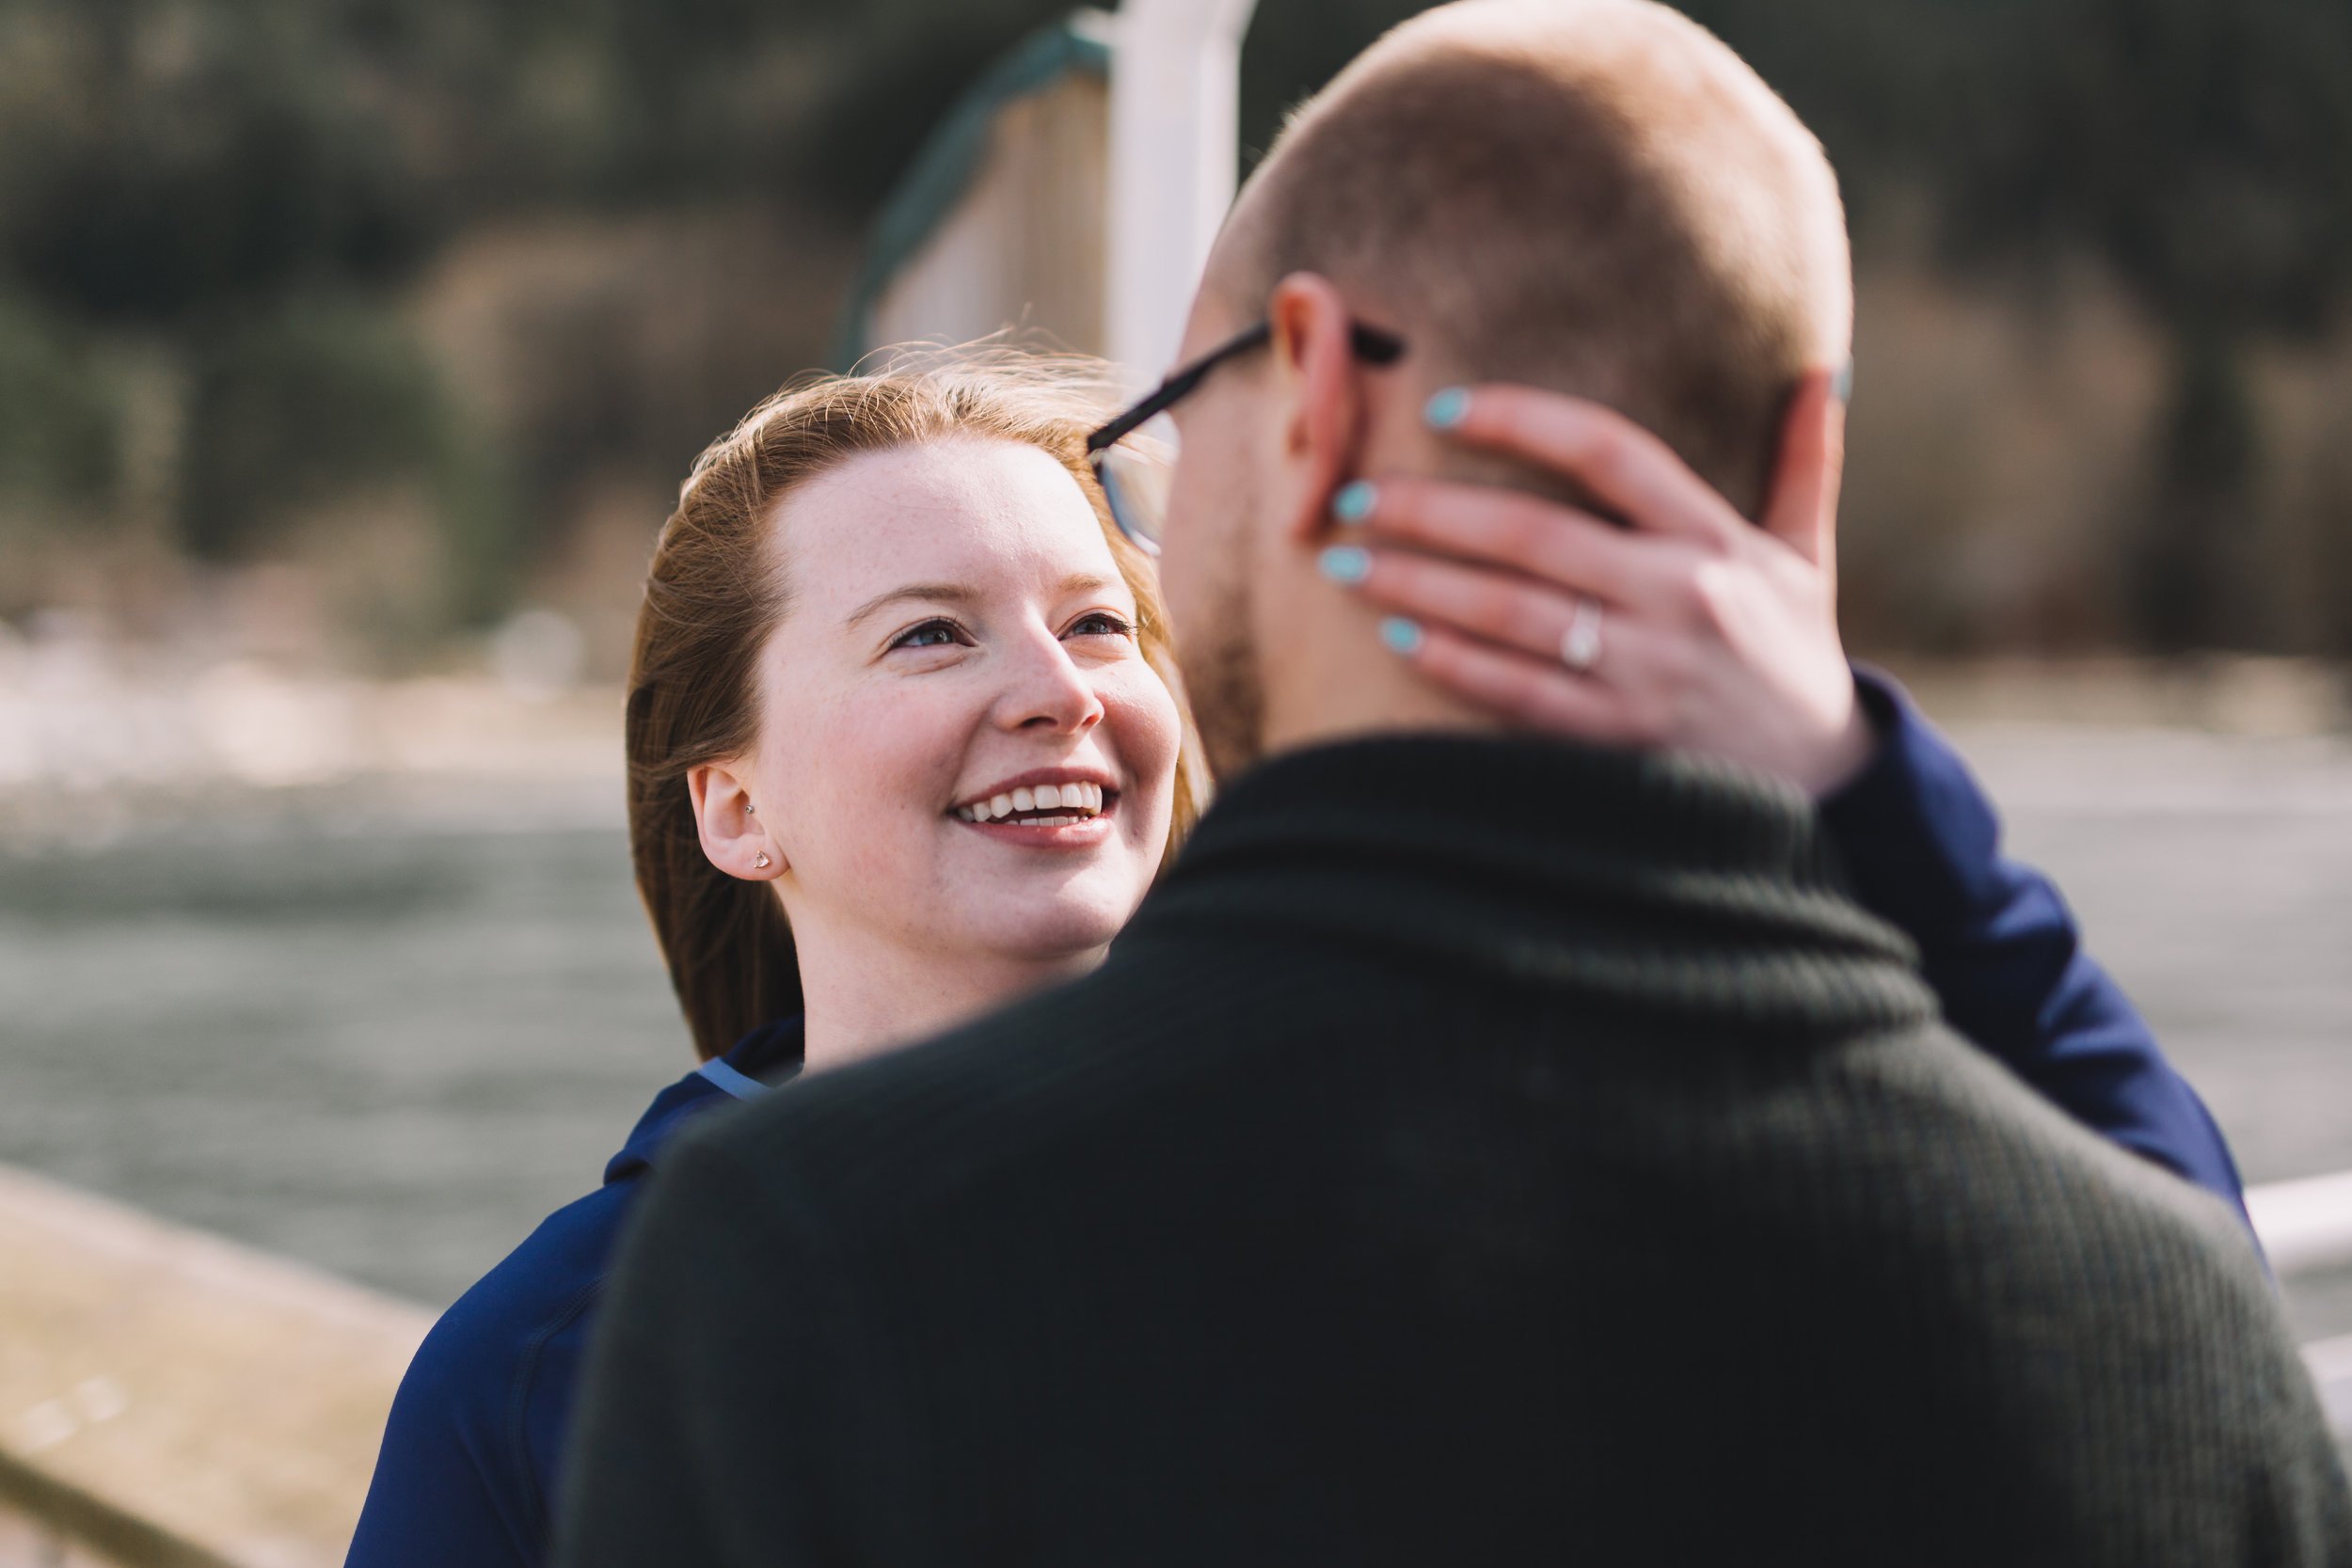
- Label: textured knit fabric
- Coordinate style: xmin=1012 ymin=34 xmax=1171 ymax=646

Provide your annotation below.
xmin=558 ymin=735 xmax=2350 ymax=1568
xmin=343 ymin=1019 xmax=803 ymax=1568
xmin=350 ymin=667 xmax=2243 ymax=1568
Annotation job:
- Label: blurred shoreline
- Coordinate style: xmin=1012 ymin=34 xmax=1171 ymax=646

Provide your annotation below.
xmin=5 ymin=631 xmax=2349 ymax=1342
xmin=1890 ymin=654 xmax=2352 ymax=737
xmin=4 ymin=624 xmax=2349 ymax=850
xmin=0 ymin=615 xmax=625 ymax=851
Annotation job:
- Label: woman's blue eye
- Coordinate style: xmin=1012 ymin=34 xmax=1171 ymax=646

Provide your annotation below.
xmin=1068 ymin=612 xmax=1135 ymax=639
xmin=893 ymin=620 xmax=963 ymax=650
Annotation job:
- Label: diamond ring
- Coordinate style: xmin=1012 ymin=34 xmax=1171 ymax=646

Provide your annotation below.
xmin=1560 ymin=596 xmax=1604 ymax=674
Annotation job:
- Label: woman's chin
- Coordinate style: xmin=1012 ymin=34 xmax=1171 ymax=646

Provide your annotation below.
xmin=944 ymin=880 xmax=1143 ymax=967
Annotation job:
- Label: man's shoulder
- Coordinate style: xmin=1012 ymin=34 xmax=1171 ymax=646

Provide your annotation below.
xmin=686 ymin=962 xmax=1216 ymax=1224
xmin=1815 ymin=1022 xmax=2273 ymax=1319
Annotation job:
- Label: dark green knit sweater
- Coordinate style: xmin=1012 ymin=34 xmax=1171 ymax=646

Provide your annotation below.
xmin=558 ymin=735 xmax=2351 ymax=1567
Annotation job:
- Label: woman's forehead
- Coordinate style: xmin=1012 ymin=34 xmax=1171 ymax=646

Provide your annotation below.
xmin=779 ymin=437 xmax=1120 ymax=601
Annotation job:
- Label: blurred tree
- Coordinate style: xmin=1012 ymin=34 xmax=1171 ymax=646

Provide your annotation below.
xmin=2 ymin=0 xmax=2345 ymax=648
xmin=180 ymin=301 xmax=442 ymax=558
xmin=0 ymin=2 xmax=439 ymax=326
xmin=0 ymin=295 xmax=119 ymax=504
xmin=178 ymin=296 xmax=514 ymax=619
xmin=1933 ymin=0 xmax=2352 ymax=650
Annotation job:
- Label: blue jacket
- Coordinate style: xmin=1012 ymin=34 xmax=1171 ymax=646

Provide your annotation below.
xmin=1820 ymin=670 xmax=2246 ymax=1212
xmin=342 ymin=668 xmax=2248 ymax=1568
xmin=344 ymin=1018 xmax=803 ymax=1568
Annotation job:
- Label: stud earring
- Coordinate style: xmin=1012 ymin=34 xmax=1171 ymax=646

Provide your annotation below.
xmin=753 ymin=852 xmax=772 ymax=870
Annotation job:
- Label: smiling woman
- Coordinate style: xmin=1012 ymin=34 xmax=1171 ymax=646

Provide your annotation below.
xmin=624 ymin=364 xmax=1202 ymax=1076
xmin=681 ymin=430 xmax=1187 ymax=1070
xmin=343 ymin=357 xmax=1203 ymax=1568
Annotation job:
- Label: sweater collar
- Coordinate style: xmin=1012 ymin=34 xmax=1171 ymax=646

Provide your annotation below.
xmin=1134 ymin=733 xmax=1935 ymax=1034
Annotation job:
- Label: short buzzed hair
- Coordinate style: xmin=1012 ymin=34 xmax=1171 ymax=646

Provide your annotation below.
xmin=1221 ymin=0 xmax=1851 ymax=518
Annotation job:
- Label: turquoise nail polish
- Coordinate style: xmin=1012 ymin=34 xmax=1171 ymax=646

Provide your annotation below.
xmin=1424 ymin=387 xmax=1471 ymax=430
xmin=1318 ymin=545 xmax=1372 ymax=585
xmin=1831 ymin=359 xmax=1855 ymax=404
xmin=1379 ymin=617 xmax=1424 ymax=655
xmin=1331 ymin=480 xmax=1377 ymax=524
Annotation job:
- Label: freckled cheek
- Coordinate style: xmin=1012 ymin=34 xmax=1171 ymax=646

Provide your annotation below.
xmin=1096 ymin=668 xmax=1183 ymax=829
xmin=762 ymin=688 xmax=976 ymax=883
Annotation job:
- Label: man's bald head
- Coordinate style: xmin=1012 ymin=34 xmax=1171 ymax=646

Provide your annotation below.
xmin=1212 ymin=0 xmax=1851 ymax=517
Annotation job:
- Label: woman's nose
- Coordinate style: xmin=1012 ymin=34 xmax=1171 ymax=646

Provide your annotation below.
xmin=998 ymin=635 xmax=1104 ymax=735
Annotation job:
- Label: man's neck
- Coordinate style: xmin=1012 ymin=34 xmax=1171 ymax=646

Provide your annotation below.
xmin=1248 ymin=410 xmax=1513 ymax=759
xmin=1256 ymin=587 xmax=1503 ymax=762
xmin=791 ymin=925 xmax=1104 ymax=1074
xmin=1139 ymin=731 xmax=1937 ymax=1038
xmin=1260 ymin=659 xmax=1497 ymax=760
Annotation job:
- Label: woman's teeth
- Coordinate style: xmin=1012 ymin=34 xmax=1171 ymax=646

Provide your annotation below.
xmin=955 ymin=782 xmax=1107 ymax=824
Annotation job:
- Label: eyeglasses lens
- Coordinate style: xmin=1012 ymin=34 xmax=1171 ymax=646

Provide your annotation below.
xmin=1092 ymin=415 xmax=1178 ymax=556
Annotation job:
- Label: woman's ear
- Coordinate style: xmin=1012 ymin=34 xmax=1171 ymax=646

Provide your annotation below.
xmin=688 ymin=762 xmax=786 ymax=879
xmin=1265 ymin=271 xmax=1367 ymax=546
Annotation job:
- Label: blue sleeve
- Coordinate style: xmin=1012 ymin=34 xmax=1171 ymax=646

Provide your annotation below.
xmin=347 ymin=1186 xmax=629 ymax=1568
xmin=1818 ymin=665 xmax=2249 ymax=1227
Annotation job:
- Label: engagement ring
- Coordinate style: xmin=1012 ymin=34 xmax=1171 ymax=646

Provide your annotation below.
xmin=1561 ymin=596 xmax=1604 ymax=673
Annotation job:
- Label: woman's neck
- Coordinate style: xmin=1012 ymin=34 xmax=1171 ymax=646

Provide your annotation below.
xmin=792 ymin=929 xmax=1104 ymax=1074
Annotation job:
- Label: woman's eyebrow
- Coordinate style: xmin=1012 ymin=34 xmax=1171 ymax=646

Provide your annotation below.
xmin=846 ymin=583 xmax=977 ymax=627
xmin=848 ymin=574 xmax=1124 ymax=628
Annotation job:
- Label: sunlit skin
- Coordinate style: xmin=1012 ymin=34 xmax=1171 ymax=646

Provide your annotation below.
xmin=1159 ymin=225 xmax=1871 ymax=793
xmin=1157 ymin=267 xmax=1496 ymax=780
xmin=688 ymin=437 xmax=1181 ymax=1071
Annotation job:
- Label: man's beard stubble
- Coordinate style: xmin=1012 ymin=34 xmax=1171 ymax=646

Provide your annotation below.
xmin=1171 ymin=546 xmax=1266 ymax=784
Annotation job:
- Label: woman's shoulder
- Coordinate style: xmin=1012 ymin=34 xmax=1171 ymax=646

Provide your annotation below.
xmin=352 ymin=1034 xmax=804 ymax=1566
xmin=384 ymin=1180 xmax=641 ymax=1497
xmin=385 ymin=1041 xmax=801 ymax=1448
xmin=349 ymin=1183 xmax=641 ymax=1568
xmin=414 ymin=1181 xmax=639 ymax=1398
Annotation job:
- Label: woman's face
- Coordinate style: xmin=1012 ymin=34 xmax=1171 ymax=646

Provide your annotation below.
xmin=742 ymin=436 xmax=1182 ymax=970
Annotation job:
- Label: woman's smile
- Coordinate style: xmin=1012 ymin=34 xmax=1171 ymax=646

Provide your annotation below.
xmin=724 ymin=434 xmax=1180 ymax=974
xmin=950 ymin=766 xmax=1121 ymax=846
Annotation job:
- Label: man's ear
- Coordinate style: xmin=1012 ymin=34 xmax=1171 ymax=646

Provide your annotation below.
xmin=1265 ymin=271 xmax=1366 ymax=546
xmin=688 ymin=762 xmax=785 ymax=879
xmin=1759 ymin=366 xmax=1847 ymax=582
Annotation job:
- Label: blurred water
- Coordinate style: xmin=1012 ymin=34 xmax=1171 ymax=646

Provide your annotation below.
xmin=0 ymin=725 xmax=2347 ymax=1347
xmin=0 ymin=793 xmax=686 ymax=1307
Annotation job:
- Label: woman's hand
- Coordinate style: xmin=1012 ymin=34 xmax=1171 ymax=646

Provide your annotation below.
xmin=1327 ymin=370 xmax=1875 ymax=797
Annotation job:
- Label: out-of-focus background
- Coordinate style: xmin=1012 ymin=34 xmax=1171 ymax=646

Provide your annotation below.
xmin=3 ymin=0 xmax=2351 ymax=668
xmin=3 ymin=0 xmax=2351 ymax=1561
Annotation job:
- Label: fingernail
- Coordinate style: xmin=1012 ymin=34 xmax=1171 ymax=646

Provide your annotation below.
xmin=1831 ymin=359 xmax=1854 ymax=404
xmin=1424 ymin=387 xmax=1470 ymax=430
xmin=1379 ymin=616 xmax=1424 ymax=655
xmin=1318 ymin=545 xmax=1372 ymax=585
xmin=1331 ymin=480 xmax=1377 ymax=525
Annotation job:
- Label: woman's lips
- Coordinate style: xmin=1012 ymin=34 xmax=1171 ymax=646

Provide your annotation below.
xmin=958 ymin=815 xmax=1118 ymax=847
xmin=950 ymin=787 xmax=1120 ymax=847
xmin=952 ymin=776 xmax=1114 ymax=823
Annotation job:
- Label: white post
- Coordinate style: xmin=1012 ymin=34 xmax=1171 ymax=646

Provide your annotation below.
xmin=1105 ymin=0 xmax=1262 ymax=385
xmin=2247 ymin=1167 xmax=2352 ymax=1279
